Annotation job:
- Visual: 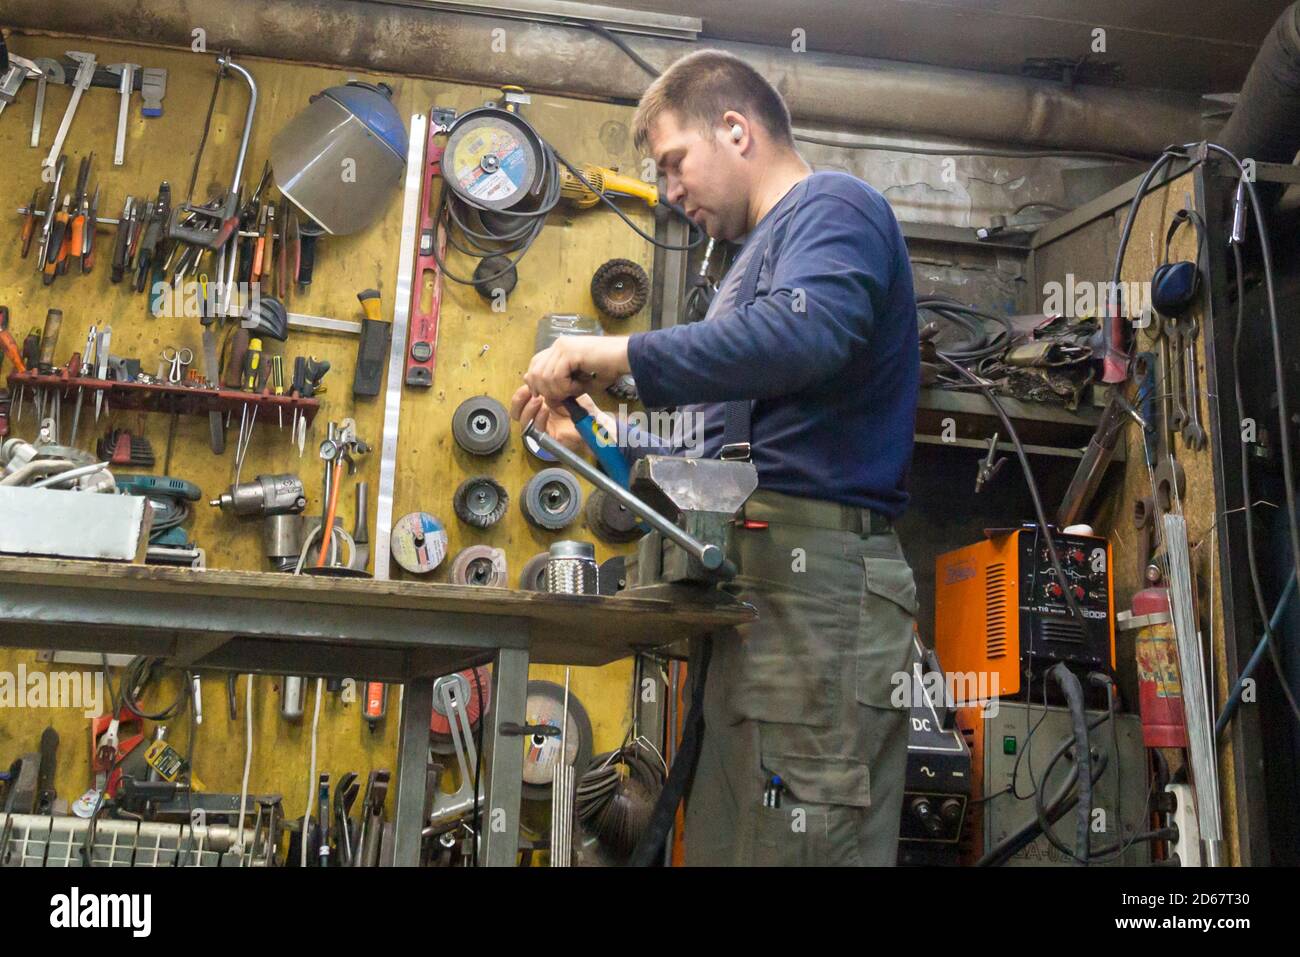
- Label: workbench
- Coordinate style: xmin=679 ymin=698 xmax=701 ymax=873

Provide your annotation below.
xmin=0 ymin=556 xmax=753 ymax=865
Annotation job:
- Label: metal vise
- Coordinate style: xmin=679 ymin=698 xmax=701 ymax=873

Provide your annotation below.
xmin=627 ymin=455 xmax=757 ymax=586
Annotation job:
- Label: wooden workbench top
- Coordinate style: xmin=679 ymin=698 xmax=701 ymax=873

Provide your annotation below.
xmin=0 ymin=555 xmax=753 ymax=670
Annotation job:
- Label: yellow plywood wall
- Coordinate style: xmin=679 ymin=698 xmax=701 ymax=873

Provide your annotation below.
xmin=1087 ymin=170 xmax=1238 ymax=863
xmin=0 ymin=34 xmax=654 ymax=824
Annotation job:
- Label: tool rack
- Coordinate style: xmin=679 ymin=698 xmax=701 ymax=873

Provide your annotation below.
xmin=5 ymin=370 xmax=321 ymax=426
xmin=0 ymin=556 xmax=752 ymax=865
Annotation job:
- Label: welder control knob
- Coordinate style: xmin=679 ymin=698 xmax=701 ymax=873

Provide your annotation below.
xmin=1046 ymin=582 xmax=1064 ymax=598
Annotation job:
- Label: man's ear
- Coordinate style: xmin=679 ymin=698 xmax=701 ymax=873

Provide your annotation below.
xmin=721 ymin=110 xmax=751 ymax=152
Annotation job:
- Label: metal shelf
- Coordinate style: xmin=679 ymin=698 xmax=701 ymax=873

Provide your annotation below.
xmin=916 ymin=386 xmax=1121 ymax=461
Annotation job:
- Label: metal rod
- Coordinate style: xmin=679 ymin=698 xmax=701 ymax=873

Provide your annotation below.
xmin=522 ymin=421 xmax=726 ymax=572
xmin=372 ymin=111 xmax=428 ymax=581
xmin=1163 ymin=513 xmax=1223 ymax=863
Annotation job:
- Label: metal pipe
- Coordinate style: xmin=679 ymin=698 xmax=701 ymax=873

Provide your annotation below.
xmin=216 ymin=55 xmax=256 ymax=202
xmin=522 ymin=421 xmax=725 ymax=573
xmin=3 ymin=0 xmax=1207 ymax=156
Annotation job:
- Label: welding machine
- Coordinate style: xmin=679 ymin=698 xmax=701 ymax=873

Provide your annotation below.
xmin=897 ymin=634 xmax=971 ymax=866
xmin=934 ymin=526 xmax=1115 ymax=702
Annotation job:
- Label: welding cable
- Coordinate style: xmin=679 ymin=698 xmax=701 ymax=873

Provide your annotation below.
xmin=977 ymin=743 xmax=1108 ymax=866
xmin=935 ymin=352 xmax=1087 ymax=625
xmin=1208 ymin=143 xmax=1300 ymax=624
xmin=1047 ymin=662 xmax=1092 ymax=864
xmin=917 ymin=296 xmax=1016 ymax=366
xmin=235 ymin=673 xmax=254 ymax=859
xmin=1223 ymin=234 xmax=1300 ymax=728
xmin=1218 ymin=572 xmax=1298 ymax=736
xmin=1031 ymin=678 xmax=1162 ymax=865
xmin=301 ymin=676 xmax=324 ymax=868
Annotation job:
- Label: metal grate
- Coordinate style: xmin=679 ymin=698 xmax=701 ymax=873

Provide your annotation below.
xmin=0 ymin=814 xmax=274 ymax=867
xmin=985 ymin=562 xmax=1008 ymax=659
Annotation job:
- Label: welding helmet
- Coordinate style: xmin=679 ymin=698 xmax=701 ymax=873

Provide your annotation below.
xmin=270 ymin=81 xmax=408 ymax=235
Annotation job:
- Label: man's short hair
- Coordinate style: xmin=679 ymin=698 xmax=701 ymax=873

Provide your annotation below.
xmin=632 ymin=49 xmax=795 ymax=152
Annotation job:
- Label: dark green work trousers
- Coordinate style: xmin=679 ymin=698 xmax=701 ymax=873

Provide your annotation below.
xmin=683 ymin=489 xmax=917 ymax=866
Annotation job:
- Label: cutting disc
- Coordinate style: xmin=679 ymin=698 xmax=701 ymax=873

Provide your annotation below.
xmin=443 ymin=108 xmax=545 ymax=212
xmin=448 ymin=544 xmax=508 ymax=587
xmin=390 ymin=511 xmax=449 ymax=574
xmin=521 ymin=680 xmax=594 ymax=802
xmin=429 ymin=666 xmax=491 ymax=754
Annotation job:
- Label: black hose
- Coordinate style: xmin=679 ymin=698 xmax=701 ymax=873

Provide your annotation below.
xmin=1048 ymin=663 xmax=1092 ymax=864
xmin=628 ymin=636 xmax=711 ymax=866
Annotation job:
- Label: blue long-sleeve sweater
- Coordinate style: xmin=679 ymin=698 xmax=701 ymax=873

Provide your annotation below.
xmin=623 ymin=170 xmax=919 ymax=519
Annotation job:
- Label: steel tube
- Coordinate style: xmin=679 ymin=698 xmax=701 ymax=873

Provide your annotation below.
xmin=522 ymin=421 xmax=724 ymax=572
xmin=4 ymin=0 xmax=1207 ymax=156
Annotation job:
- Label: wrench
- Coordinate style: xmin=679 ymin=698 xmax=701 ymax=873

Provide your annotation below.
xmin=1166 ymin=318 xmax=1187 ymax=434
xmin=1182 ymin=317 xmax=1208 ymax=451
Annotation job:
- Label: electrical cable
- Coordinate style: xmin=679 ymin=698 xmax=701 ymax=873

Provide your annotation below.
xmin=977 ymin=743 xmax=1107 ymax=866
xmin=301 ymin=676 xmax=323 ymax=867
xmin=935 ymin=352 xmax=1087 ymax=625
xmin=235 ymin=673 xmax=253 ymax=859
xmin=551 ymin=149 xmax=706 ymax=251
xmin=1048 ymin=663 xmax=1092 ymax=864
xmin=1226 ymin=238 xmax=1300 ymax=728
xmin=118 ymin=656 xmax=191 ymax=722
xmin=1218 ymin=572 xmax=1298 ymax=735
xmin=470 ymin=665 xmax=485 ymax=867
xmin=918 ymin=296 xmax=1017 ymax=366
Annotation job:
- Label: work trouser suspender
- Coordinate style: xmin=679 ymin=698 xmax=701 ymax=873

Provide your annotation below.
xmin=719 ymin=207 xmax=794 ymax=463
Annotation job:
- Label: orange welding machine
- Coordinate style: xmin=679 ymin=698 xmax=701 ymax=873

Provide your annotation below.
xmin=934 ymin=526 xmax=1116 ymax=702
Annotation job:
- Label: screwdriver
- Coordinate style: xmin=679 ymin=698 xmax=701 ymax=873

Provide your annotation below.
xmin=20 ymin=189 xmax=39 ymax=259
xmin=38 ymin=309 xmax=63 ymax=372
xmin=242 ymin=337 xmax=264 ymax=392
xmin=271 ymin=354 xmax=284 ymax=429
xmin=82 ymin=185 xmax=100 ymax=273
xmin=0 ymin=307 xmax=26 ymax=374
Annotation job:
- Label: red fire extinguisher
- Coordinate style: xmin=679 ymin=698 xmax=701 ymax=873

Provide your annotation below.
xmin=1119 ymin=586 xmax=1188 ymax=748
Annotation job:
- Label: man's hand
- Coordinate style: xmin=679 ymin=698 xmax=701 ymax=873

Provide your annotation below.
xmin=524 ymin=335 xmax=630 ymax=404
xmin=510 ymin=387 xmax=593 ymax=454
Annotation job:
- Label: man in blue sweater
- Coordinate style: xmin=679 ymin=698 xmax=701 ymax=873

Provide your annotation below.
xmin=511 ymin=49 xmax=919 ymax=866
